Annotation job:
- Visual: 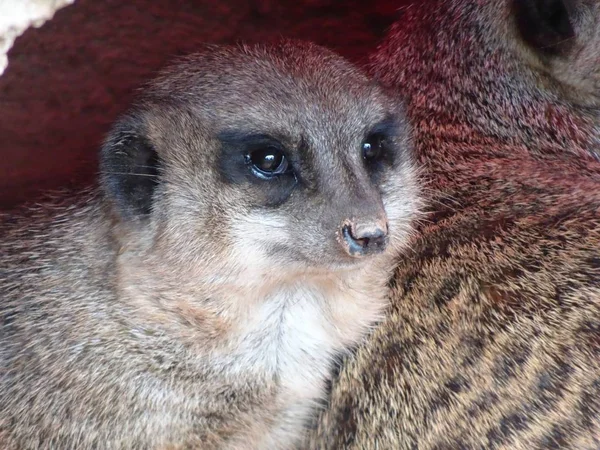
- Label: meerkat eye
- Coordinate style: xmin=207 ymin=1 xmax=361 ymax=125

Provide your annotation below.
xmin=362 ymin=133 xmax=387 ymax=162
xmin=245 ymin=147 xmax=291 ymax=180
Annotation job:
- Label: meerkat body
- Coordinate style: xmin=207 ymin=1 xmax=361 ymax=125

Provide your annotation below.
xmin=0 ymin=41 xmax=420 ymax=449
xmin=309 ymin=0 xmax=600 ymax=449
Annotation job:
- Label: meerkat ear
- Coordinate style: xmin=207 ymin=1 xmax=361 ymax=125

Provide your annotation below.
xmin=514 ymin=0 xmax=575 ymax=55
xmin=99 ymin=115 xmax=161 ymax=219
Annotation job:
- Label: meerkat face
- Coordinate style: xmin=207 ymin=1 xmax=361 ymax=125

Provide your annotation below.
xmin=511 ymin=0 xmax=600 ymax=105
xmin=100 ymin=41 xmax=418 ymax=285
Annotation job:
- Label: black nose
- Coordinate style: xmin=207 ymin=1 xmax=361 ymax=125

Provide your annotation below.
xmin=341 ymin=222 xmax=389 ymax=257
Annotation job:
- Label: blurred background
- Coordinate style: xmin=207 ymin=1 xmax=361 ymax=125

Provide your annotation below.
xmin=0 ymin=0 xmax=410 ymax=209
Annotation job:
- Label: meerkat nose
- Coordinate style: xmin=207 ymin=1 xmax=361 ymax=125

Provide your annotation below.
xmin=341 ymin=219 xmax=389 ymax=257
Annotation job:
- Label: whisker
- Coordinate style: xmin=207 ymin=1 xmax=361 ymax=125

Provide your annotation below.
xmin=101 ymin=172 xmax=159 ymax=178
xmin=540 ymin=36 xmax=576 ymax=49
xmin=101 ymin=165 xmax=160 ymax=170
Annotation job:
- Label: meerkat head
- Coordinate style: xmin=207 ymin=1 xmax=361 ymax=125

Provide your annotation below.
xmin=99 ymin=41 xmax=418 ymax=291
xmin=511 ymin=0 xmax=600 ymax=105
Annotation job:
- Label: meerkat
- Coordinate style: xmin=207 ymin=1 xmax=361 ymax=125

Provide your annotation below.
xmin=309 ymin=0 xmax=600 ymax=449
xmin=0 ymin=40 xmax=420 ymax=449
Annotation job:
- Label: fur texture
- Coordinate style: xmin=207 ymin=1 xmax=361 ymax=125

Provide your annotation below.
xmin=0 ymin=41 xmax=420 ymax=449
xmin=308 ymin=0 xmax=600 ymax=448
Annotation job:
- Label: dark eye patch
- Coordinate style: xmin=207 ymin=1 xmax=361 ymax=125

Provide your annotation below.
xmin=361 ymin=116 xmax=399 ymax=179
xmin=217 ymin=129 xmax=297 ymax=206
xmin=366 ymin=116 xmax=399 ymax=143
xmin=513 ymin=0 xmax=575 ymax=56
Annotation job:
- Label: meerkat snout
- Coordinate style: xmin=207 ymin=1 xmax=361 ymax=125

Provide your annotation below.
xmin=341 ymin=218 xmax=389 ymax=257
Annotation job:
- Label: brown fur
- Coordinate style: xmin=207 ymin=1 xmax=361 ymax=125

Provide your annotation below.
xmin=0 ymin=41 xmax=420 ymax=449
xmin=309 ymin=0 xmax=600 ymax=448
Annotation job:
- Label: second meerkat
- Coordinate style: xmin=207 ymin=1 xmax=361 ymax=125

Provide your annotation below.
xmin=0 ymin=41 xmax=420 ymax=449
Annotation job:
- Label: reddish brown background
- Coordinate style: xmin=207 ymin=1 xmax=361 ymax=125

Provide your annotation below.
xmin=0 ymin=0 xmax=407 ymax=209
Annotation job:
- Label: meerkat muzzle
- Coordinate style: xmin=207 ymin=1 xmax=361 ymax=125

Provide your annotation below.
xmin=340 ymin=219 xmax=389 ymax=257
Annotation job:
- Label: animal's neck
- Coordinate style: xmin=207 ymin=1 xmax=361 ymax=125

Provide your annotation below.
xmin=117 ymin=256 xmax=389 ymax=359
xmin=228 ymin=268 xmax=388 ymax=395
xmin=230 ymin=281 xmax=342 ymax=390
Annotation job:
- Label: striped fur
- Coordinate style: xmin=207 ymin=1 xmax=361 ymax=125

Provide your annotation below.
xmin=308 ymin=0 xmax=600 ymax=448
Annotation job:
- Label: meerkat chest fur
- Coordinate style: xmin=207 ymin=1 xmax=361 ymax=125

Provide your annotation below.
xmin=222 ymin=269 xmax=389 ymax=400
